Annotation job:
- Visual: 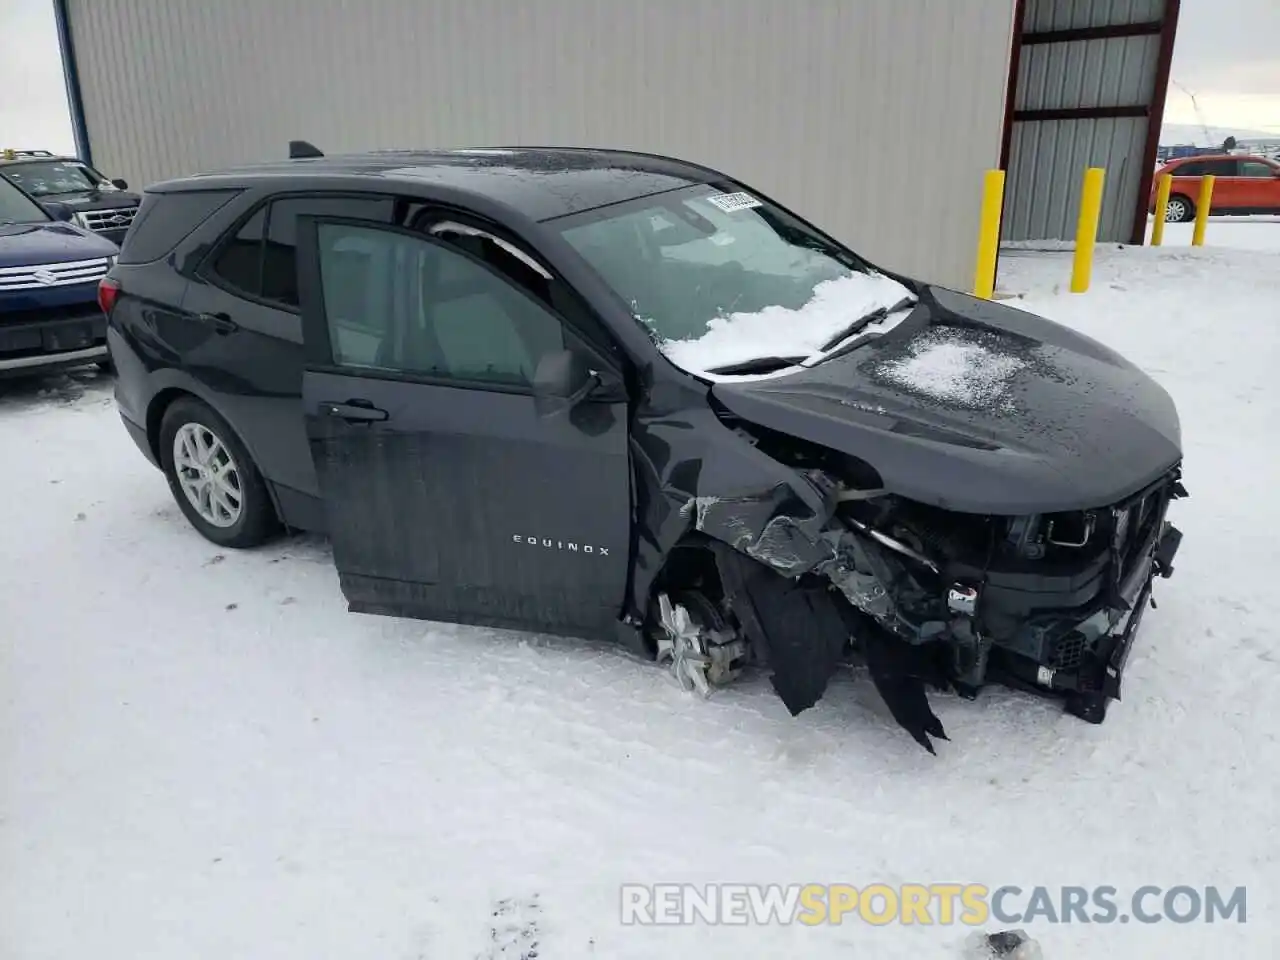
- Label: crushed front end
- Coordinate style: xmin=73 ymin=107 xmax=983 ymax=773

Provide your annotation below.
xmin=635 ymin=277 xmax=1189 ymax=751
xmin=686 ymin=460 xmax=1186 ymax=752
xmin=828 ymin=467 xmax=1186 ymax=733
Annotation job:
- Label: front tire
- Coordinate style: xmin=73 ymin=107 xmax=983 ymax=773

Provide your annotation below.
xmin=1166 ymin=194 xmax=1195 ymax=223
xmin=159 ymin=397 xmax=278 ymax=548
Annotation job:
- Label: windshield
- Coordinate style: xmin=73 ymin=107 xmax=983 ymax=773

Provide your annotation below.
xmin=0 ymin=176 xmax=52 ymax=224
xmin=558 ymin=184 xmax=914 ymax=376
xmin=2 ymin=160 xmax=111 ymax=197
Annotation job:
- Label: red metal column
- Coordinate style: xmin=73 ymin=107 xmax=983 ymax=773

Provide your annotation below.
xmin=1130 ymin=0 xmax=1182 ymax=244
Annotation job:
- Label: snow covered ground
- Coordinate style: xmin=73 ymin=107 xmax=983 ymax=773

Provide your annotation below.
xmin=3 ymin=229 xmax=1278 ymax=959
xmin=1147 ymin=214 xmax=1280 ymax=251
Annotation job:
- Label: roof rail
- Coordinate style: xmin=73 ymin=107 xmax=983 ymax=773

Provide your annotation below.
xmin=1 ymin=149 xmax=56 ymax=159
xmin=288 ymin=140 xmax=324 ymax=159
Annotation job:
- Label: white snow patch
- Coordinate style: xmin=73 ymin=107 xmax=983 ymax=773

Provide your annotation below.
xmin=660 ymin=271 xmax=914 ymax=375
xmin=876 ymin=329 xmax=1025 ymax=408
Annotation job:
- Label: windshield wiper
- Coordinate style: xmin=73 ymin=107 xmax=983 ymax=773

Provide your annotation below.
xmin=704 ymin=355 xmax=807 ymax=376
xmin=815 ymin=296 xmax=917 ymax=353
xmin=700 ymin=297 xmax=917 ymax=376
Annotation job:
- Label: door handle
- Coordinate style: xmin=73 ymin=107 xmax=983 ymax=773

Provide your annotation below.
xmin=319 ymin=399 xmax=389 ymax=423
xmin=197 ymin=312 xmax=239 ymax=335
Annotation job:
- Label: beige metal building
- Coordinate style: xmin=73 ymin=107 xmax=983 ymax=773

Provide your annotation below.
xmin=55 ymin=0 xmax=1179 ymax=290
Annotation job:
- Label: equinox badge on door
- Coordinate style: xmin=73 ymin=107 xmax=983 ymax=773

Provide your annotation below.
xmin=512 ymin=534 xmax=610 ymax=557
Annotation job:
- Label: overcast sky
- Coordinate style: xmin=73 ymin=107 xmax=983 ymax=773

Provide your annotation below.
xmin=1 ymin=0 xmax=1277 ymax=158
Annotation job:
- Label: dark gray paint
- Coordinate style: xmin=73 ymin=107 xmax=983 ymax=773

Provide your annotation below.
xmin=107 ymin=148 xmax=1185 ymax=751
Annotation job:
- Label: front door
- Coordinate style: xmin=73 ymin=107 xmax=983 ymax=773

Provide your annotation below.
xmin=296 ymin=215 xmax=632 ymax=638
xmin=1202 ymin=158 xmax=1244 ymax=211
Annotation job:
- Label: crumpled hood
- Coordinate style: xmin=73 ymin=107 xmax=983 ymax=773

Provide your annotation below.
xmin=711 ymin=285 xmax=1182 ymax=514
xmin=0 ymin=221 xmax=119 ymax=267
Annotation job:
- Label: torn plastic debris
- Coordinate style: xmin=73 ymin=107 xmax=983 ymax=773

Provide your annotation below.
xmin=687 ymin=474 xmax=951 ymax=752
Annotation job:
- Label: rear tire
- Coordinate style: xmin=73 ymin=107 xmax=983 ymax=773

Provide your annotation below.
xmin=159 ymin=397 xmax=278 ymax=548
xmin=1166 ymin=194 xmax=1195 ymax=223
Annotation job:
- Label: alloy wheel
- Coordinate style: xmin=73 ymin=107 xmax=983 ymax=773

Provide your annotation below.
xmin=173 ymin=422 xmax=243 ymax=528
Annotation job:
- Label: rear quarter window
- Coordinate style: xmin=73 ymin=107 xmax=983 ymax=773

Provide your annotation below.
xmin=119 ymin=189 xmax=240 ymax=264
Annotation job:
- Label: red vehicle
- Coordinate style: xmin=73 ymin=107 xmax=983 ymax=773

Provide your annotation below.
xmin=1152 ymin=154 xmax=1280 ymax=222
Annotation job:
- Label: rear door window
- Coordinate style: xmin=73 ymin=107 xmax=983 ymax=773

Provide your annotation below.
xmin=1240 ymin=161 xmax=1277 ymax=177
xmin=205 ymin=194 xmax=394 ymax=308
xmin=208 ymin=206 xmax=267 ymax=294
xmin=261 ymin=197 xmax=395 ymax=308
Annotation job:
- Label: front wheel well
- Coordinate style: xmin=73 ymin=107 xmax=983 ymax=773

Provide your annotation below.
xmin=650 ymin=536 xmax=725 ymax=600
xmin=643 ymin=535 xmax=729 ymax=655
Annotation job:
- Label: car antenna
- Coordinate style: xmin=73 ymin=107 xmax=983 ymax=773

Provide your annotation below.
xmin=288 ymin=140 xmax=324 ymax=159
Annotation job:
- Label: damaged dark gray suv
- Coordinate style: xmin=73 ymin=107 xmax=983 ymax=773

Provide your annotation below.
xmin=104 ymin=144 xmax=1184 ymax=751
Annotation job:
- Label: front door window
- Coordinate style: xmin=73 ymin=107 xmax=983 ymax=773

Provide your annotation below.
xmin=315 ymin=222 xmax=567 ymax=386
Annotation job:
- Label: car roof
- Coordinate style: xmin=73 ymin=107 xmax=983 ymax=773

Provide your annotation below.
xmin=1166 ymin=153 xmax=1274 ymax=164
xmin=149 ymin=147 xmax=726 ymax=221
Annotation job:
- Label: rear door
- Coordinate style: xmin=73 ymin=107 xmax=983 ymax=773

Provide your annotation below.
xmin=1237 ymin=159 xmax=1280 ymax=211
xmin=296 ymin=214 xmax=633 ymax=638
xmin=184 ymin=193 xmax=395 ymax=505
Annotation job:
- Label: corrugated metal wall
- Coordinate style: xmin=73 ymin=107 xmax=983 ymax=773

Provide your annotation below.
xmin=1003 ymin=0 xmax=1168 ymax=242
xmin=1004 ymin=119 xmax=1149 ymax=241
xmin=64 ymin=0 xmax=1016 ymax=290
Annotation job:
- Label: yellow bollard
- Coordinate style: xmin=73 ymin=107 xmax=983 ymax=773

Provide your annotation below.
xmin=1150 ymin=174 xmax=1172 ymax=246
xmin=1192 ymin=175 xmax=1214 ymax=246
xmin=1070 ymin=167 xmax=1106 ymax=293
xmin=972 ymin=169 xmax=1006 ymax=299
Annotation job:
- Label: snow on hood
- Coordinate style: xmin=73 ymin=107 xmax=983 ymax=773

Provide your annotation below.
xmin=658 ymin=271 xmax=915 ymax=375
xmin=874 ymin=326 xmax=1027 ymax=410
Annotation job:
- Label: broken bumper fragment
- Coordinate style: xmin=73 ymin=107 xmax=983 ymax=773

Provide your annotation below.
xmin=988 ymin=518 xmax=1181 ymax=723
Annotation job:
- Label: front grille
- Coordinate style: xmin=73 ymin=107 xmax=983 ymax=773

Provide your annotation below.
xmin=0 ymin=257 xmax=110 ymax=291
xmin=1050 ymin=631 xmax=1086 ymax=670
xmin=79 ymin=206 xmax=137 ymax=233
xmin=0 ymin=302 xmax=103 ymax=327
xmin=1114 ymin=490 xmax=1163 ymax=575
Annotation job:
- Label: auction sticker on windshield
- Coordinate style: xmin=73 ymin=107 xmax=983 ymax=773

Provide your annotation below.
xmin=706 ymin=191 xmax=763 ymax=213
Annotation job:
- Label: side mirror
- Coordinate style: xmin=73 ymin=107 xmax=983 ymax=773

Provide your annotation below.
xmin=43 ymin=201 xmax=74 ymax=222
xmin=532 ymin=348 xmax=600 ymax=417
xmin=110 ymin=178 xmax=128 ymax=190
